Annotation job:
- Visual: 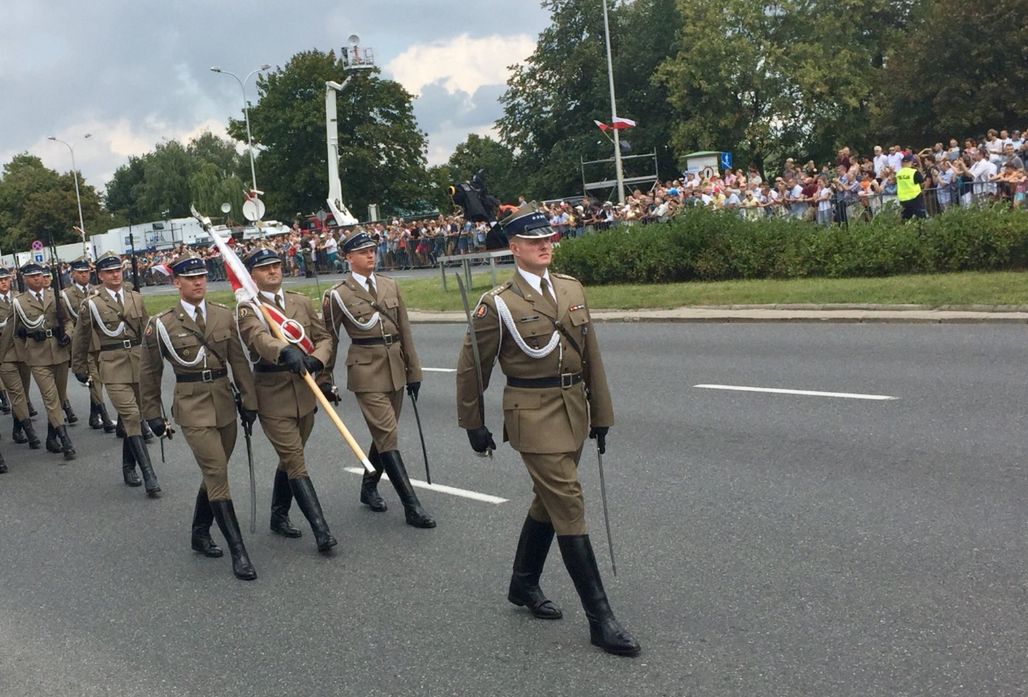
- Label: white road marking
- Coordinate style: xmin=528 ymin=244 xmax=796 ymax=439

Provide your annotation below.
xmin=422 ymin=367 xmax=457 ymax=373
xmin=343 ymin=468 xmax=508 ymax=504
xmin=693 ymin=384 xmax=897 ymax=401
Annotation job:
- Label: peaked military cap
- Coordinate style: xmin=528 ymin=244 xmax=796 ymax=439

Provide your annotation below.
xmin=243 ymin=246 xmax=281 ymax=270
xmin=342 ymin=231 xmax=375 ymax=254
xmin=171 ymin=250 xmax=208 ymax=277
xmin=95 ymin=251 xmax=123 ymax=272
xmin=0 ymin=266 xmax=12 ymax=279
xmin=20 ymin=261 xmax=45 ymax=276
xmin=499 ymin=202 xmax=554 ymax=239
xmin=42 ymin=265 xmax=53 ymax=277
xmin=69 ymin=255 xmax=92 ymax=271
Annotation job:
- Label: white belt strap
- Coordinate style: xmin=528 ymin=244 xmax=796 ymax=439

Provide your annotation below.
xmin=87 ymin=298 xmax=127 ymax=338
xmin=155 ymin=317 xmax=207 ymax=368
xmin=492 ymin=294 xmax=560 ymax=360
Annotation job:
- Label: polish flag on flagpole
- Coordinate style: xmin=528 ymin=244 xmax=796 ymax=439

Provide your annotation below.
xmin=611 ymin=116 xmax=636 ymax=130
xmin=594 ymin=119 xmax=610 ymax=133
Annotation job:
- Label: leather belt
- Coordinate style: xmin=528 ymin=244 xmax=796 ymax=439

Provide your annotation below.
xmin=507 ymin=373 xmax=583 ymax=389
xmin=255 ymin=363 xmax=289 ymax=373
xmin=176 ymin=368 xmax=227 ymax=383
xmin=99 ymin=338 xmax=141 ymax=352
xmin=351 ymin=334 xmax=398 ymax=346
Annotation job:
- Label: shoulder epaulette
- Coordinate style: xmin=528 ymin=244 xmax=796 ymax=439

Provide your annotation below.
xmin=552 ymin=272 xmax=578 ymax=282
xmin=155 ymin=308 xmax=174 ymax=319
xmin=285 ymin=289 xmax=307 ymax=297
xmin=208 ymin=301 xmax=228 ymax=309
xmin=489 ymin=281 xmax=513 ymax=297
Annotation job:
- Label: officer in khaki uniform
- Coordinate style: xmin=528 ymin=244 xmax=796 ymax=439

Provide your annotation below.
xmin=0 ymin=265 xmax=42 ymax=451
xmin=456 ymin=204 xmax=640 ymax=657
xmin=62 ymin=256 xmax=116 ymax=432
xmin=71 ymin=251 xmax=159 ymax=495
xmin=139 ymin=251 xmax=260 ymax=580
xmin=0 ymin=262 xmax=76 ymax=459
xmin=235 ymin=247 xmax=338 ymax=553
xmin=42 ymin=265 xmax=78 ymax=426
xmin=322 ymin=231 xmax=435 ymax=528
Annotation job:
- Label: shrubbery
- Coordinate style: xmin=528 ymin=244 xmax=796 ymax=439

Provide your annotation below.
xmin=552 ymin=206 xmax=1028 ymax=284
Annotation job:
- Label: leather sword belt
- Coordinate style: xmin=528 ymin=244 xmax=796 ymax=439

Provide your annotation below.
xmin=351 ymin=334 xmax=398 ymax=346
xmin=507 ymin=373 xmax=583 ymax=389
xmin=99 ymin=338 xmax=141 ymax=351
xmin=255 ymin=363 xmax=289 ymax=373
xmin=176 ymin=368 xmax=227 ymax=383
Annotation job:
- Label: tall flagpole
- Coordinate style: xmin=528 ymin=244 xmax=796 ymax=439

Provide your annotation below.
xmin=602 ymin=0 xmax=625 ymax=205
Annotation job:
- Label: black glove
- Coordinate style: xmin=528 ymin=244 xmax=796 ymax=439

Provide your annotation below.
xmin=406 ymin=381 xmax=421 ymax=401
xmin=57 ymin=333 xmax=72 ymax=347
xmin=240 ymin=409 xmax=257 ymax=430
xmin=15 ymin=326 xmax=28 ymax=339
xmin=303 ymin=355 xmax=324 ymax=374
xmin=147 ymin=418 xmax=166 ymax=438
xmin=32 ymin=329 xmax=47 ymax=342
xmin=74 ymin=372 xmax=89 ymax=385
xmin=318 ymin=382 xmax=341 ymax=404
xmin=279 ymin=345 xmax=306 ymax=374
xmin=467 ymin=426 xmax=496 ymax=454
xmin=589 ymin=426 xmax=609 ymax=454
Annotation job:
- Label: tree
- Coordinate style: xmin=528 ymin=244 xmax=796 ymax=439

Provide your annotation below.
xmin=230 ymin=49 xmax=430 ymax=221
xmin=446 ymin=134 xmax=518 ymax=204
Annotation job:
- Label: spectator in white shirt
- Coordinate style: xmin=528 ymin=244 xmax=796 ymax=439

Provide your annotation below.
xmin=873 ymin=146 xmax=889 ymax=178
xmin=887 ymin=145 xmax=904 ymax=173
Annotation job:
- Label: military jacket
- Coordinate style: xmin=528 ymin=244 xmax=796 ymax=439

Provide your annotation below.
xmin=235 ymin=290 xmax=334 ymax=419
xmin=456 ymin=271 xmax=613 ymax=454
xmin=0 ymin=293 xmax=19 ymax=364
xmin=61 ymin=283 xmax=92 ymax=325
xmin=322 ymin=273 xmax=422 ymax=393
xmin=0 ymin=288 xmax=74 ymax=367
xmin=71 ymin=287 xmax=148 ymax=384
xmin=138 ymin=300 xmax=257 ymax=429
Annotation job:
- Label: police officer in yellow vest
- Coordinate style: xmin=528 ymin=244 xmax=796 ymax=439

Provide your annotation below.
xmin=456 ymin=203 xmax=641 ymax=657
xmin=896 ymin=153 xmax=927 ymax=220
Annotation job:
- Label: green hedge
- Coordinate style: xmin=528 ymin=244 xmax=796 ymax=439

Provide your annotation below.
xmin=552 ymin=205 xmax=1028 ymax=284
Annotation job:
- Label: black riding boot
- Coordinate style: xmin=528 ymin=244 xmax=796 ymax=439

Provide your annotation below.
xmin=27 ymin=399 xmax=37 ymax=417
xmin=558 ymin=535 xmax=641 ymax=657
xmin=122 ymin=438 xmax=141 ymax=487
xmin=128 ymin=435 xmax=160 ymax=497
xmin=99 ymin=403 xmax=116 ymax=433
xmin=288 ymin=477 xmax=338 ymax=552
xmin=140 ymin=418 xmax=155 ymax=443
xmin=115 ymin=415 xmax=125 ymax=439
xmin=210 ymin=500 xmax=257 ymax=580
xmin=17 ymin=418 xmax=40 ymax=449
xmin=45 ymin=423 xmax=61 ymax=453
xmin=56 ymin=424 xmax=75 ymax=461
xmin=359 ymin=444 xmax=387 ymax=512
xmin=379 ymin=450 xmax=435 ymax=528
xmin=191 ymin=488 xmax=223 ymax=558
xmin=270 ymin=469 xmax=302 ymax=538
xmin=508 ymin=516 xmax=563 ymax=619
xmin=0 ymin=390 xmax=10 ymax=414
xmin=62 ymin=400 xmax=78 ymax=425
xmin=88 ymin=401 xmax=103 ymax=429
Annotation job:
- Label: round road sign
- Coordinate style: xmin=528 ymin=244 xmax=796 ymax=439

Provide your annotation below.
xmin=242 ymin=197 xmax=266 ymax=222
xmin=31 ymin=240 xmax=43 ymax=251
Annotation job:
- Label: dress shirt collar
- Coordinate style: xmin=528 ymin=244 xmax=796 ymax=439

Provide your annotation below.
xmin=179 ymin=298 xmax=207 ymax=322
xmin=350 ymin=270 xmax=377 ymax=289
xmin=105 ymin=287 xmax=124 ymax=304
xmin=259 ymin=289 xmax=285 ymax=307
xmin=516 ymin=266 xmax=555 ymax=301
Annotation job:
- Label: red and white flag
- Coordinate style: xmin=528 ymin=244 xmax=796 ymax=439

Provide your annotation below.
xmin=611 ymin=116 xmax=636 ymax=130
xmin=594 ymin=119 xmax=610 ymax=133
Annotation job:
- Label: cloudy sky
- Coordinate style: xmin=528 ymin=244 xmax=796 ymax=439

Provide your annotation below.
xmin=0 ymin=1 xmax=549 ymax=191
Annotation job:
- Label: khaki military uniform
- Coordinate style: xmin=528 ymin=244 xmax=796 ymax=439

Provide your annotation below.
xmin=0 ymin=289 xmax=74 ymax=427
xmin=236 ymin=291 xmax=334 ymax=479
xmin=0 ymin=292 xmax=31 ymax=421
xmin=62 ymin=283 xmax=105 ymax=405
xmin=323 ymin=273 xmax=422 ymax=451
xmin=456 ymin=272 xmax=613 ymax=535
xmin=70 ymin=287 xmax=148 ymax=436
xmin=139 ymin=301 xmax=257 ymax=501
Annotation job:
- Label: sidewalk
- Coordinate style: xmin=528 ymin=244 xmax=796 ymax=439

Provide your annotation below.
xmin=408 ymin=304 xmax=1028 ymax=324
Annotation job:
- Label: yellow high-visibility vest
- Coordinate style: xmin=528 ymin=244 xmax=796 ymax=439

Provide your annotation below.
xmin=896 ymin=167 xmax=922 ymax=202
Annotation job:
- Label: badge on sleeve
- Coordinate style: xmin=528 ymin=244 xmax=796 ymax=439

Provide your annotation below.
xmin=145 ymin=324 xmax=154 ymax=337
xmin=239 ymin=306 xmax=251 ymax=318
xmin=474 ymin=303 xmax=489 ymax=319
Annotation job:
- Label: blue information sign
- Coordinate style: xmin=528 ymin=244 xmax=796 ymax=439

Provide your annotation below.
xmin=719 ymin=152 xmax=733 ymax=170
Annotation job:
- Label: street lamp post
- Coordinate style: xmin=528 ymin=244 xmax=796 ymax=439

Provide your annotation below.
xmin=48 ymin=133 xmax=92 ymax=256
xmin=210 ymin=64 xmax=271 ymax=196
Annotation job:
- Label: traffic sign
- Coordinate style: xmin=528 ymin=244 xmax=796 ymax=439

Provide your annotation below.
xmin=33 ymin=253 xmax=44 ymax=263
xmin=242 ymin=197 xmax=266 ymax=222
xmin=720 ymin=152 xmax=733 ymax=170
xmin=31 ymin=240 xmax=43 ymax=251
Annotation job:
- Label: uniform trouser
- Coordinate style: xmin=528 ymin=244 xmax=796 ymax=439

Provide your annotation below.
xmin=0 ymin=361 xmax=29 ymax=421
xmin=180 ymin=421 xmax=237 ymax=502
xmin=19 ymin=362 xmax=31 ymax=400
xmin=29 ymin=365 xmax=64 ymax=427
xmin=259 ymin=410 xmax=315 ymax=479
xmin=354 ymin=389 xmax=404 ymax=452
xmin=87 ymin=355 xmax=104 ymax=404
xmin=105 ymin=382 xmax=142 ymax=437
xmin=54 ymin=361 xmax=69 ymax=404
xmin=521 ymin=447 xmax=587 ymax=536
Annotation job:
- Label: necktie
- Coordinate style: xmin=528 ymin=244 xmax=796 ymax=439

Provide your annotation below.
xmin=36 ymin=292 xmax=44 ymax=304
xmin=366 ymin=278 xmax=377 ymax=298
xmin=539 ymin=278 xmax=557 ymax=314
xmin=115 ymin=292 xmax=123 ymax=310
xmin=195 ymin=307 xmax=206 ymax=333
xmin=274 ymin=294 xmax=284 ymax=311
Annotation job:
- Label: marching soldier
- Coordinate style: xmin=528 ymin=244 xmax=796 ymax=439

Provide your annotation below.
xmin=0 ymin=262 xmax=75 ymax=460
xmin=322 ymin=230 xmax=435 ymax=528
xmin=63 ymin=256 xmax=116 ymax=432
xmin=455 ymin=204 xmax=641 ymax=657
xmin=235 ymin=247 xmax=338 ymax=553
xmin=139 ymin=251 xmax=260 ymax=580
xmin=71 ymin=251 xmax=159 ymax=495
xmin=0 ymin=265 xmax=41 ymax=451
xmin=42 ymin=265 xmax=78 ymax=426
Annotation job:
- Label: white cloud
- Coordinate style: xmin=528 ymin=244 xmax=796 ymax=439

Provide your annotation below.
xmin=385 ymin=33 xmax=534 ymax=96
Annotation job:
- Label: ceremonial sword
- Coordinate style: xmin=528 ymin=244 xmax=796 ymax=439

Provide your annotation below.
xmin=408 ymin=391 xmax=432 ymax=484
xmin=596 ymin=445 xmax=617 ymax=577
xmin=233 ymin=385 xmax=257 ymax=534
xmin=455 ymin=273 xmax=492 ymax=458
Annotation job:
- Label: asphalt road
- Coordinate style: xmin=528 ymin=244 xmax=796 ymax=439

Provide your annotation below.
xmin=1 ymin=323 xmax=1025 ymax=696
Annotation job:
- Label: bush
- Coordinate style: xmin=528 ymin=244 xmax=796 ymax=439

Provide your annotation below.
xmin=553 ymin=205 xmax=1028 ymax=284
